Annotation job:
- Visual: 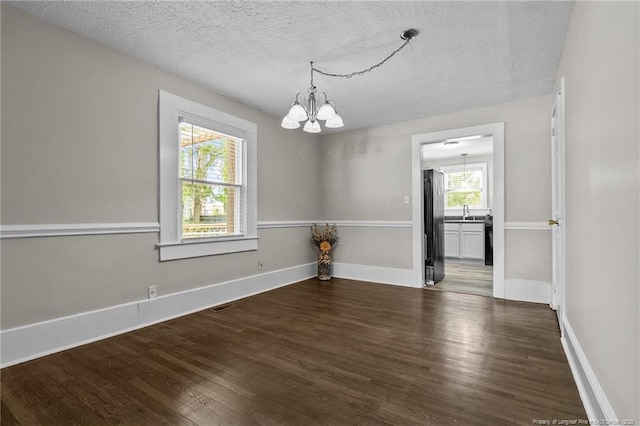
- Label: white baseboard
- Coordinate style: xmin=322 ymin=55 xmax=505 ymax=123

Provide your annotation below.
xmin=561 ymin=316 xmax=618 ymax=421
xmin=503 ymin=278 xmax=551 ymax=304
xmin=333 ymin=263 xmax=419 ymax=288
xmin=0 ymin=263 xmax=315 ymax=368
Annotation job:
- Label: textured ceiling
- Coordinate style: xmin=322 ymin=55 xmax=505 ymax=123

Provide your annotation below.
xmin=9 ymin=1 xmax=573 ymax=133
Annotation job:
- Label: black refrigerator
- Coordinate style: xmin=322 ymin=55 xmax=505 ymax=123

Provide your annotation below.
xmin=423 ymin=169 xmax=445 ymax=284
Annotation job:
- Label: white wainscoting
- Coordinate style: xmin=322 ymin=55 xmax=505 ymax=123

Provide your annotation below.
xmin=333 ymin=263 xmax=418 ymax=288
xmin=2 ymin=220 xmax=557 ymax=364
xmin=503 ymin=278 xmax=551 ymax=304
xmin=0 ymin=263 xmax=315 ymax=368
xmin=561 ymin=316 xmax=618 ymax=422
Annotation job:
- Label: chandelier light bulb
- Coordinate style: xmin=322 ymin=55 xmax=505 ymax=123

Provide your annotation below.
xmin=303 ymin=120 xmax=321 ymax=133
xmin=281 ymin=115 xmax=301 ymax=129
xmin=316 ymin=101 xmax=337 ymax=121
xmin=325 ymin=113 xmax=344 ymax=129
xmin=288 ymin=102 xmax=308 ymax=122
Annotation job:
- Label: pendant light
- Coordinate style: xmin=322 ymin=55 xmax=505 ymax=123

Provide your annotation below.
xmin=281 ymin=29 xmax=419 ymax=133
xmin=461 ymin=153 xmax=468 ymax=188
xmin=282 ymin=62 xmax=341 ymax=134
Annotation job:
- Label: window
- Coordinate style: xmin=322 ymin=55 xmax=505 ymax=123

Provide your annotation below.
xmin=440 ymin=163 xmax=487 ymax=210
xmin=180 ymin=122 xmax=243 ymax=239
xmin=158 ymin=91 xmax=257 ymax=261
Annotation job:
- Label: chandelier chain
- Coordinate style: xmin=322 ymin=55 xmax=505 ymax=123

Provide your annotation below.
xmin=311 ymin=38 xmax=413 ymax=79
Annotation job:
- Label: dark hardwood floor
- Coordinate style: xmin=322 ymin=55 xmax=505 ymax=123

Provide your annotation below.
xmin=1 ymin=278 xmax=585 ymax=425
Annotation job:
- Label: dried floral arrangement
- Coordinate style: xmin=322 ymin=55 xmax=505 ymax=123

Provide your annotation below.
xmin=310 ymin=223 xmax=338 ymax=264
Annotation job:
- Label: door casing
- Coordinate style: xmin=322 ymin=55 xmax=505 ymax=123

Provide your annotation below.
xmin=550 ymin=77 xmax=567 ymax=334
xmin=411 ymin=122 xmax=505 ymax=297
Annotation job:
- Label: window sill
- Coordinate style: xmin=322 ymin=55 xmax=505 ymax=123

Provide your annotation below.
xmin=157 ymin=236 xmax=258 ymax=261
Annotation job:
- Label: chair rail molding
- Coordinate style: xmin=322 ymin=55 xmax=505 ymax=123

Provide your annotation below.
xmin=257 ymin=220 xmax=411 ymax=229
xmin=0 ymin=223 xmax=161 ymax=239
xmin=2 ymin=220 xmax=413 ymax=238
xmin=504 ymin=222 xmax=552 ymax=230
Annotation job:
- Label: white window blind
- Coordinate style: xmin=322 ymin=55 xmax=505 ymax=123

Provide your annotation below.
xmin=440 ymin=163 xmax=487 ymax=209
xmin=179 ymin=121 xmax=244 ymax=239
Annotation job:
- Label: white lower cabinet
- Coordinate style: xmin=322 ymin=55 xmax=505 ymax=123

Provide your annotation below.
xmin=444 ymin=222 xmax=485 ymax=261
xmin=444 ymin=226 xmax=460 ymax=258
xmin=461 ymin=227 xmax=484 ymax=260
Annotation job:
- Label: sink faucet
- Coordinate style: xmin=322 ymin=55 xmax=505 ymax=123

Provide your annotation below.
xmin=462 ymin=205 xmax=470 ymax=220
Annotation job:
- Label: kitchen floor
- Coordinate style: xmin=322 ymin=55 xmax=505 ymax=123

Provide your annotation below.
xmin=430 ymin=261 xmax=493 ymax=297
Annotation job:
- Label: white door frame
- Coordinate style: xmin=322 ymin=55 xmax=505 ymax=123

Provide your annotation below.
xmin=550 ymin=77 xmax=566 ymax=334
xmin=411 ymin=122 xmax=505 ymax=297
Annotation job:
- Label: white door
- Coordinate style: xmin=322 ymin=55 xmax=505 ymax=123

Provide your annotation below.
xmin=550 ymin=77 xmax=566 ymax=334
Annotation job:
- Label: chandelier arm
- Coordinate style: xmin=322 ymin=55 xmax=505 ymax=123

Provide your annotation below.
xmin=311 ymin=38 xmax=413 ymax=79
xmin=295 ymin=93 xmax=308 ymax=112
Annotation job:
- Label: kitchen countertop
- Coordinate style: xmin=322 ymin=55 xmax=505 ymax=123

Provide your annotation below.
xmin=444 ymin=215 xmax=492 ymax=224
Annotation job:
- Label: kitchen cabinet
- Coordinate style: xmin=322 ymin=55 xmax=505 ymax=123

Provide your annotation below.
xmin=444 ymin=222 xmax=485 ymax=261
xmin=444 ymin=224 xmax=460 ymax=258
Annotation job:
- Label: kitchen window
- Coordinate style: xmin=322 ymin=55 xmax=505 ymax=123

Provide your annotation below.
xmin=158 ymin=91 xmax=257 ymax=261
xmin=440 ymin=163 xmax=487 ymax=210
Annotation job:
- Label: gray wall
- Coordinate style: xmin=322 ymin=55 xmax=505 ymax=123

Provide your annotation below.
xmin=3 ymin=2 xmax=637 ymax=418
xmin=1 ymin=6 xmax=320 ymax=328
xmin=555 ymin=1 xmax=639 ymax=419
xmin=321 ymin=96 xmax=553 ymax=282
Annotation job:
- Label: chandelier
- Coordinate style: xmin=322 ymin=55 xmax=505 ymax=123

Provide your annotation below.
xmin=281 ymin=29 xmax=419 ymax=133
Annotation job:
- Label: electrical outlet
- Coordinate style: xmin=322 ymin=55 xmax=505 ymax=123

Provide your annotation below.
xmin=258 ymin=261 xmax=263 ymax=270
xmin=148 ymin=285 xmax=157 ymax=299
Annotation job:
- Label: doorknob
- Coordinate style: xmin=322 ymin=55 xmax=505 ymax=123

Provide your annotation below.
xmin=548 ymin=219 xmax=560 ymax=226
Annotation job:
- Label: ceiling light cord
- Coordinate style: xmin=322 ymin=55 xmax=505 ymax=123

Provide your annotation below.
xmin=311 ymin=37 xmax=415 ymax=80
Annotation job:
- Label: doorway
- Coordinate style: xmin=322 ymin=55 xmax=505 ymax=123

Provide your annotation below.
xmin=422 ymin=136 xmax=494 ymax=296
xmin=411 ymin=123 xmax=505 ymax=298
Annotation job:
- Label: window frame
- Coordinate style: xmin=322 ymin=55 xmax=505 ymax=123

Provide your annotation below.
xmin=179 ymin=119 xmax=244 ymax=239
xmin=158 ymin=91 xmax=257 ymax=261
xmin=440 ymin=162 xmax=488 ymax=210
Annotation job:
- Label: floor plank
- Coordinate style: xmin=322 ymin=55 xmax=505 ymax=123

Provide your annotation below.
xmin=430 ymin=260 xmax=494 ymax=297
xmin=1 ymin=278 xmax=585 ymax=425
